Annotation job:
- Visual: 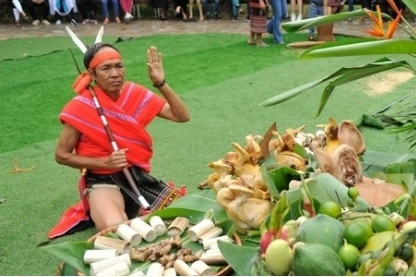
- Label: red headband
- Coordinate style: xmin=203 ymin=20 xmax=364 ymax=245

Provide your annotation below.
xmin=88 ymin=49 xmax=122 ymax=69
xmin=72 ymin=49 xmax=122 ymax=94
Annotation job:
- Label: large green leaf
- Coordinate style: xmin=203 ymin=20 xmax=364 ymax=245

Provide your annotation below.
xmin=282 ymin=9 xmax=375 ymax=33
xmin=218 ymin=240 xmax=259 ymax=276
xmin=261 ymin=163 xmax=280 ymax=198
xmin=152 ymin=191 xmax=228 ymax=224
xmin=40 ymin=241 xmax=93 ymax=274
xmin=308 ymin=173 xmax=369 ymax=211
xmin=300 ymin=39 xmax=416 ymax=58
xmin=268 ymin=166 xmax=301 ymax=193
xmin=402 ymin=0 xmax=416 ymax=16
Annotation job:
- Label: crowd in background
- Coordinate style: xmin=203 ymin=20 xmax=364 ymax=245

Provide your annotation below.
xmin=3 ymin=0 xmax=405 ymax=27
xmin=3 ymin=0 xmax=251 ymax=26
xmin=2 ymin=0 xmax=408 ymax=47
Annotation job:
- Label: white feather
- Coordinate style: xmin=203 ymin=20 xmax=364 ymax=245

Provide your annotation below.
xmin=95 ymin=26 xmax=104 ymax=44
xmin=65 ymin=26 xmax=87 ymax=54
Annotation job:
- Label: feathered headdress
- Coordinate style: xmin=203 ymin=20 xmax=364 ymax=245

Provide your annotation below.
xmin=65 ymin=26 xmax=104 ymax=94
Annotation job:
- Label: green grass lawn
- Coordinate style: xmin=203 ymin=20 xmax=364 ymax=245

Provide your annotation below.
xmin=1 ymin=32 xmax=415 ymax=275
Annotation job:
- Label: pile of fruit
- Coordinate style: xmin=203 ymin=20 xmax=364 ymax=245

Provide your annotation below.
xmin=263 ymin=200 xmax=416 ymax=275
xmin=200 ymin=118 xmax=416 ymax=275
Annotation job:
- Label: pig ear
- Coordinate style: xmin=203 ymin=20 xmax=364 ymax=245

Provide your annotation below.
xmin=95 ymin=25 xmax=104 ymax=44
xmin=338 ymin=120 xmax=366 ymax=155
xmin=65 ymin=26 xmax=87 ymax=54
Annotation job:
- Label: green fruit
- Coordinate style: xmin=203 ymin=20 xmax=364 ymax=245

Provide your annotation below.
xmin=344 ymin=222 xmax=369 ymax=249
xmin=296 ymin=214 xmax=345 ymax=251
xmin=347 ymin=187 xmax=360 ymax=200
xmin=399 ymin=243 xmax=414 ymax=261
xmin=319 ymin=201 xmax=342 ymax=218
xmin=264 ymin=239 xmax=293 ymax=275
xmin=292 ymin=243 xmax=346 ymax=276
xmin=338 ymin=242 xmax=361 ymax=270
xmin=372 ymin=215 xmax=396 ymax=233
xmin=356 ymin=220 xmax=374 ymax=238
xmin=383 ymin=266 xmax=398 ymax=276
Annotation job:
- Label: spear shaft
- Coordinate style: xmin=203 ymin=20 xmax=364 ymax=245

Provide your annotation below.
xmin=87 ymin=85 xmax=151 ymax=210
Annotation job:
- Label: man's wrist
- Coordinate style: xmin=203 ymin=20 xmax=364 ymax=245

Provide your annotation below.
xmin=153 ymin=79 xmax=166 ymax=88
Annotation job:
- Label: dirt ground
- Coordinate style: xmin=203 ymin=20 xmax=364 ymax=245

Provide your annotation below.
xmin=0 ymin=16 xmax=411 ymax=40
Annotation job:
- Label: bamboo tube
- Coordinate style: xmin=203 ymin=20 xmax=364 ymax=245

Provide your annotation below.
xmin=83 ymin=249 xmax=118 ymax=264
xmin=167 ymin=217 xmax=189 ymax=237
xmin=90 ymin=253 xmax=131 ymax=276
xmin=173 ymin=259 xmax=198 ymax=276
xmin=94 ymin=235 xmax=130 ymax=254
xmin=130 ymin=218 xmax=157 ymax=243
xmin=202 ymin=235 xmax=232 ymax=250
xmin=116 ymin=223 xmax=142 ymax=246
xmin=197 ymin=226 xmax=223 ymax=242
xmin=95 ymin=261 xmax=130 ymax=276
xmin=146 ymin=262 xmax=164 ymax=276
xmin=149 ymin=215 xmax=167 ymax=236
xmin=187 ymin=219 xmax=216 ymax=242
xmin=205 ymin=248 xmax=223 ymax=254
xmin=163 ymin=267 xmax=177 ymax=276
xmin=199 ymin=251 xmax=227 ymax=265
xmin=191 ymin=260 xmax=215 ymax=276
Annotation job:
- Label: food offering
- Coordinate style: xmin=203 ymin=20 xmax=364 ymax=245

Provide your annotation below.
xmin=79 ymin=215 xmax=238 ymax=276
xmin=44 ymin=118 xmax=416 ymax=276
xmin=197 ymin=118 xmax=416 ymax=275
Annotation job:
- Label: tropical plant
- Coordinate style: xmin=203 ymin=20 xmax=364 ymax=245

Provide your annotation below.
xmin=260 ymin=0 xmax=416 ymax=147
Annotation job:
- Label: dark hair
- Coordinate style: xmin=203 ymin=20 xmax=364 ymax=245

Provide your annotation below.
xmin=83 ymin=43 xmax=120 ymax=69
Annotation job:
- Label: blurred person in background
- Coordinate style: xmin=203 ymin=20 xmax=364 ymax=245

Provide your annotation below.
xmin=101 ymin=0 xmax=121 ymax=23
xmin=26 ymin=0 xmax=51 ymax=25
xmin=202 ymin=0 xmax=220 ymax=19
xmin=247 ymin=0 xmax=269 ymax=46
xmin=267 ymin=0 xmax=287 ymax=44
xmin=119 ymin=0 xmax=134 ymax=22
xmin=9 ymin=0 xmax=29 ymax=26
xmin=290 ymin=0 xmax=302 ymax=20
xmin=76 ymin=0 xmax=98 ymax=24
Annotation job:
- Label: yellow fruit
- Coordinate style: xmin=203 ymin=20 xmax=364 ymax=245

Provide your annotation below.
xmin=319 ymin=201 xmax=342 ymax=219
xmin=372 ymin=215 xmax=396 ymax=233
xmin=344 ymin=222 xmax=369 ymax=249
xmin=361 ymin=231 xmax=400 ymax=254
xmin=401 ymin=221 xmax=416 ymax=232
xmin=265 ymin=239 xmax=293 ymax=275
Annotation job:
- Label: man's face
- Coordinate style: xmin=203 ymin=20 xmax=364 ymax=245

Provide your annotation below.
xmin=90 ymin=49 xmax=125 ymax=95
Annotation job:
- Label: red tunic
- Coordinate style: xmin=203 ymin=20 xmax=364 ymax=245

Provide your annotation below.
xmin=59 ymin=82 xmax=165 ymax=173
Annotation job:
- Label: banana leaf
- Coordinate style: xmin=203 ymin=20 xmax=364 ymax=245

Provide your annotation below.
xmin=308 ymin=173 xmax=369 ymax=211
xmin=300 ymin=39 xmax=416 ymax=58
xmin=41 ymin=241 xmax=94 ymax=274
xmin=218 ymin=240 xmax=259 ymax=276
xmin=403 ymin=0 xmax=416 ymax=15
xmin=282 ymin=9 xmax=382 ymax=33
xmin=259 ymin=58 xmax=413 ymax=117
xmin=152 ymin=191 xmax=229 ymax=224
